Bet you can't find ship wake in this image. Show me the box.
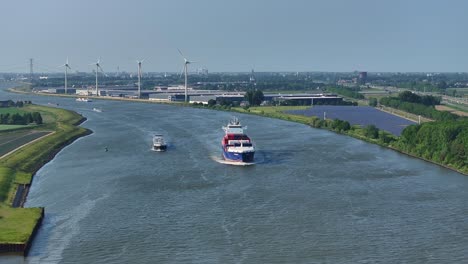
[210,155,255,166]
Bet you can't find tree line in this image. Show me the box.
[395,121,468,172]
[0,100,32,108]
[0,112,43,125]
[397,91,441,106]
[377,91,467,173]
[379,92,460,121]
[310,116,395,145]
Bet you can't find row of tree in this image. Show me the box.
[377,91,468,173]
[0,112,43,125]
[310,117,351,133]
[244,90,265,106]
[379,97,459,121]
[0,100,32,108]
[397,91,441,106]
[310,117,395,145]
[395,121,468,171]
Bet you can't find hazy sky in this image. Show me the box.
[1,0,467,73]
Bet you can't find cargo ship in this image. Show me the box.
[221,117,255,163]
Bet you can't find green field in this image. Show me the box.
[0,130,51,157]
[0,104,90,245]
[0,204,43,243]
[0,125,32,131]
[0,108,27,115]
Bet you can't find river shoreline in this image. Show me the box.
[0,97,92,255]
[7,86,468,176]
[228,106,468,176]
[2,84,467,262]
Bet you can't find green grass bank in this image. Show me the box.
[0,104,91,254]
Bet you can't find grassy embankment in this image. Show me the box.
[0,125,31,131]
[0,104,90,244]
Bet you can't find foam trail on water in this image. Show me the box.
[28,193,109,264]
[210,155,255,166]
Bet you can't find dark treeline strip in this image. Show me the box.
[310,117,396,144]
[0,100,32,108]
[398,91,441,106]
[0,112,43,125]
[379,98,459,121]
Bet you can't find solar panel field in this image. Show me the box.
[287,106,416,136]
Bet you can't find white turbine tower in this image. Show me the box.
[178,49,195,103]
[137,59,144,99]
[90,58,104,96]
[60,57,72,94]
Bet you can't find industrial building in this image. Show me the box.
[45,88,77,94]
[149,93,186,102]
[272,94,343,105]
[190,93,343,105]
[35,84,343,106]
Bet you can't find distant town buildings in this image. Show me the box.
[196,68,209,75]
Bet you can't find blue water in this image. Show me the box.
[1,82,467,263]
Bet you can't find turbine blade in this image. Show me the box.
[177,48,184,57]
[178,65,185,79]
[177,49,188,61]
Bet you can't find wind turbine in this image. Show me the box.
[137,59,144,99]
[178,49,195,103]
[60,57,72,94]
[90,58,104,96]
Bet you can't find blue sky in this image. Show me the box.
[0,0,467,73]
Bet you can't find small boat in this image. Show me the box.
[152,134,167,152]
[93,108,102,112]
[76,97,92,102]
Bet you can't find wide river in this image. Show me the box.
[1,82,467,263]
